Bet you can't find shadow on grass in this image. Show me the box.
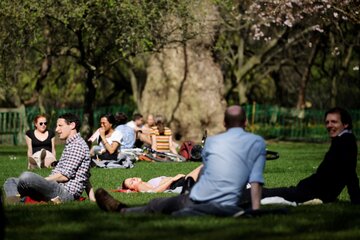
[4,202,360,240]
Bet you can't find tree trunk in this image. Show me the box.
[140,1,226,141]
[82,70,96,139]
[296,37,319,109]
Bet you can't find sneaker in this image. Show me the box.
[5,196,21,205]
[51,196,62,205]
[300,198,323,205]
[40,149,46,168]
[28,157,40,169]
[95,188,127,212]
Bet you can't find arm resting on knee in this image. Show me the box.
[250,182,262,210]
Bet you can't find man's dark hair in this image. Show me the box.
[100,113,117,126]
[133,113,143,121]
[115,112,128,125]
[224,106,247,128]
[325,107,353,130]
[58,113,81,132]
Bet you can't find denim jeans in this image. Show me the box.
[3,171,74,202]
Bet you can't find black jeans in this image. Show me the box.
[123,194,242,217]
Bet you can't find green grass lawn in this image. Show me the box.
[1,141,360,240]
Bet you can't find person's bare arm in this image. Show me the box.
[250,182,262,210]
[51,137,56,158]
[25,135,33,158]
[85,181,96,202]
[169,137,178,154]
[139,132,151,145]
[45,173,69,182]
[151,135,157,151]
[186,164,203,181]
[153,174,185,192]
[99,129,120,154]
[103,141,120,154]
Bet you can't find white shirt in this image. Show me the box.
[126,120,143,130]
[98,130,123,150]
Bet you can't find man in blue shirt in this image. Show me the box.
[95,105,267,216]
[114,112,136,150]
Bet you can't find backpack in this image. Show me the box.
[179,141,195,160]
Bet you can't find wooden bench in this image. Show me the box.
[0,111,21,145]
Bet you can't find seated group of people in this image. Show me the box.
[88,112,178,162]
[2,106,360,218]
[24,112,178,170]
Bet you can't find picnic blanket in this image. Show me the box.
[92,154,134,169]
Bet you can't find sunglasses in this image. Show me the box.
[39,122,47,126]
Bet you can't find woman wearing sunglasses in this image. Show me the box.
[25,114,56,169]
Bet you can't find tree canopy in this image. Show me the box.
[0,0,359,137]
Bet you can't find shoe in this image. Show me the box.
[5,196,21,204]
[95,188,127,212]
[40,149,46,168]
[28,157,40,169]
[300,198,323,205]
[51,196,62,205]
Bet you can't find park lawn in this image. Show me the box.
[1,141,360,240]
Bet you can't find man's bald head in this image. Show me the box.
[224,105,246,129]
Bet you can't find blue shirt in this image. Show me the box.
[189,127,266,206]
[115,125,135,150]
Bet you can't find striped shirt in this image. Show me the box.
[151,126,172,152]
[51,133,91,199]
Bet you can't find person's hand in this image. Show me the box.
[99,127,106,138]
[88,128,100,142]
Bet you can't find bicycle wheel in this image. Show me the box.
[145,152,186,162]
[266,150,279,160]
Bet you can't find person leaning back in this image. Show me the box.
[243,107,360,205]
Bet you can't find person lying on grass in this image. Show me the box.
[95,105,267,217]
[121,165,203,193]
[3,113,93,204]
[241,107,360,205]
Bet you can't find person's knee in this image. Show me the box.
[3,178,18,190]
[18,172,36,184]
[4,177,17,185]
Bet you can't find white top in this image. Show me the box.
[147,176,166,188]
[126,121,136,129]
[126,120,143,130]
[98,130,123,150]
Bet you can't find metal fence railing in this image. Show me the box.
[243,103,360,141]
[1,103,359,144]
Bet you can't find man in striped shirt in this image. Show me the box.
[3,113,91,203]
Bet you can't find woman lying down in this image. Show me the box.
[121,165,203,193]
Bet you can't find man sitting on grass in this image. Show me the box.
[245,107,360,205]
[3,113,92,204]
[95,105,267,216]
